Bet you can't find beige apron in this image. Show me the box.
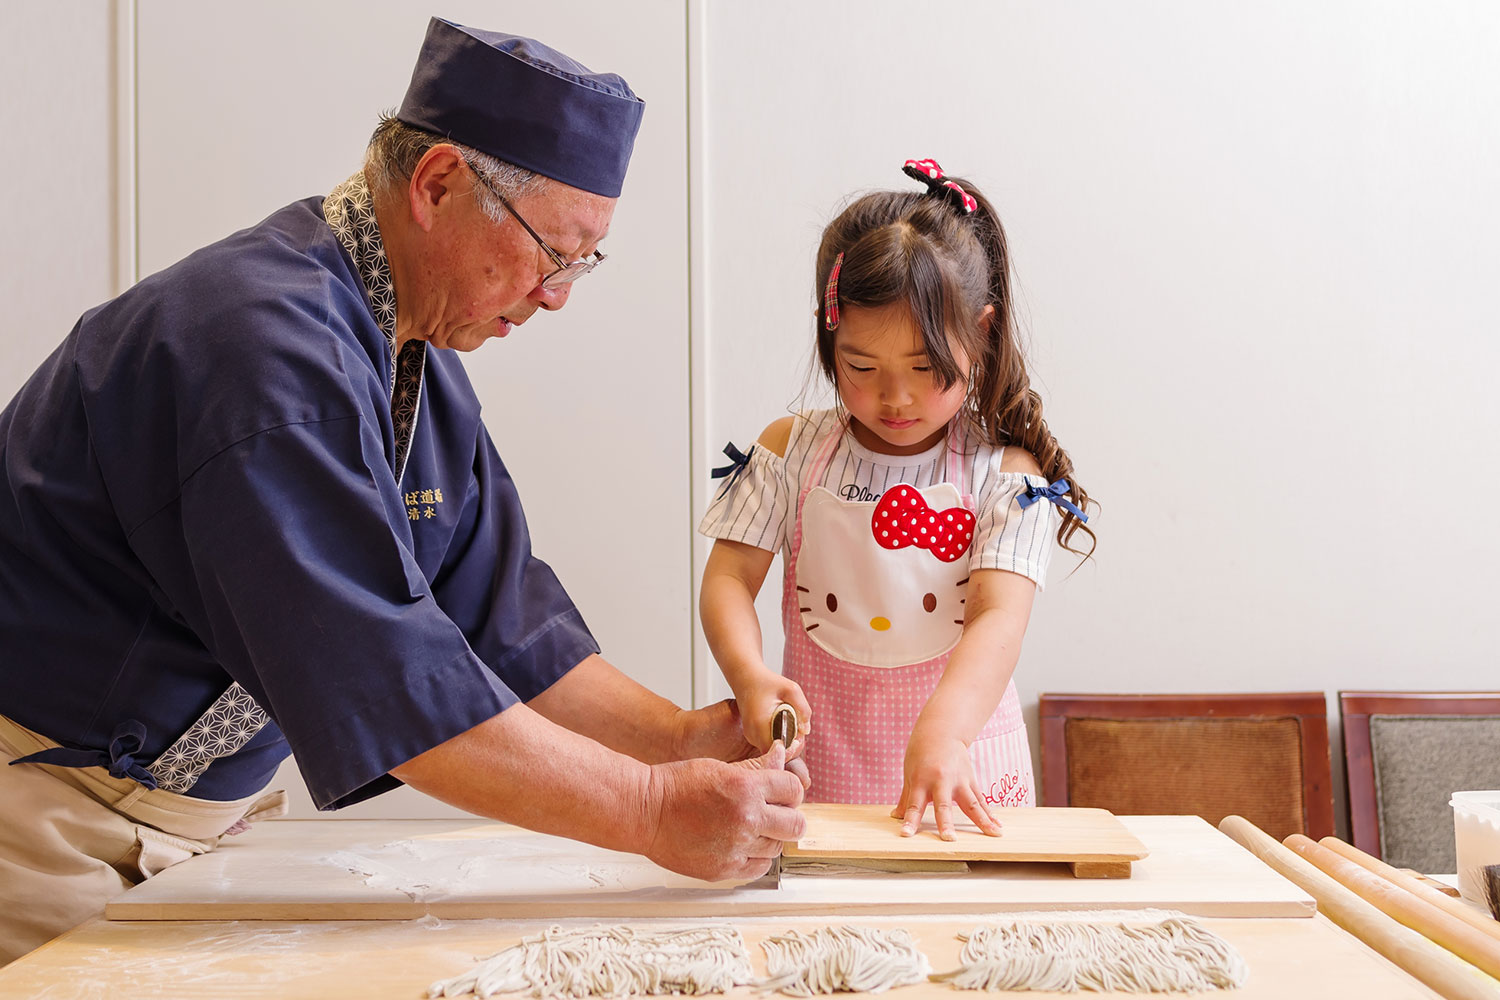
[0,713,286,965]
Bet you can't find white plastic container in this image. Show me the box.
[1450,789,1500,906]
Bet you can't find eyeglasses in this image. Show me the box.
[467,162,607,289]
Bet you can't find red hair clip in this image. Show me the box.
[902,157,977,215]
[823,252,844,331]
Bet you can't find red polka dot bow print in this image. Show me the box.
[871,485,976,563]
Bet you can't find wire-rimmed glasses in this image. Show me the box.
[467,161,606,289]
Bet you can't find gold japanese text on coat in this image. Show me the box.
[404,488,445,522]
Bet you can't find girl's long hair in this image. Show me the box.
[813,182,1096,557]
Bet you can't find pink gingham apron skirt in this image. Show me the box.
[781,419,1034,807]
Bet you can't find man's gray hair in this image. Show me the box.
[365,115,548,224]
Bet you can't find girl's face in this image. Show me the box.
[833,302,973,456]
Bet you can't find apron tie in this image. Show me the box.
[8,719,160,790]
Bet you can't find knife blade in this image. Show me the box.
[771,702,798,748]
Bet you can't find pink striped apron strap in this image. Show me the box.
[794,419,846,520]
[944,420,973,506]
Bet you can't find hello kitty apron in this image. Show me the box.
[781,419,1034,807]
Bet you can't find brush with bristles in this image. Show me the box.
[1483,864,1500,921]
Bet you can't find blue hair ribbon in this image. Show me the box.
[1017,478,1089,522]
[711,442,756,490]
[8,719,160,789]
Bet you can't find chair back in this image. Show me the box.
[1040,692,1334,840]
[1340,691,1500,871]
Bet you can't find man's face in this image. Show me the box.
[419,172,615,352]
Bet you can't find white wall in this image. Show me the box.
[2,2,1496,831]
[0,3,120,399]
[694,0,1500,825]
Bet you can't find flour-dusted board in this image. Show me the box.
[106,815,1313,920]
[787,804,1148,877]
[4,914,1440,1000]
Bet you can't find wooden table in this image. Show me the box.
[0,815,1445,999]
[0,913,1442,999]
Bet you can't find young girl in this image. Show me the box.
[698,159,1094,839]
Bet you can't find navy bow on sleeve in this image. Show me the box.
[1017,478,1089,522]
[710,442,756,490]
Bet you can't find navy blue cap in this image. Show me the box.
[396,18,645,198]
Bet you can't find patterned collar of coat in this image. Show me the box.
[324,171,397,339]
[324,171,425,483]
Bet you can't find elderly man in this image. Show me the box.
[0,19,805,963]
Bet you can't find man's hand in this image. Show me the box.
[643,743,807,881]
[890,724,1002,841]
[672,698,810,789]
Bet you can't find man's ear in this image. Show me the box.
[407,144,467,233]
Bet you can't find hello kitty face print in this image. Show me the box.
[796,483,970,668]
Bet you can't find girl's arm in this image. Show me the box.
[699,415,812,749]
[895,445,1046,840]
[896,568,1036,838]
[700,539,811,749]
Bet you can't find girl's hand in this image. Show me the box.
[672,698,810,790]
[891,725,1003,841]
[734,670,813,754]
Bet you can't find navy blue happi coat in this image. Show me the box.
[0,181,596,808]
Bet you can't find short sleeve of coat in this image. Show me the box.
[697,444,789,554]
[151,409,592,810]
[428,424,599,702]
[968,472,1059,589]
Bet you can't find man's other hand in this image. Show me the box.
[641,742,806,881]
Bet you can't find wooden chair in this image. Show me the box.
[1339,691,1500,872]
[1039,692,1334,840]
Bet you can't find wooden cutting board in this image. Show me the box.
[104,815,1313,921]
[786,804,1148,877]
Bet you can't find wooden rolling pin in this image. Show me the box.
[1219,815,1500,1000]
[1317,836,1500,945]
[1286,834,1500,980]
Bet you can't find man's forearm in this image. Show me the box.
[527,653,684,763]
[390,700,657,854]
[391,697,810,884]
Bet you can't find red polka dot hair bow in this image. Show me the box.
[901,157,978,215]
[871,485,976,563]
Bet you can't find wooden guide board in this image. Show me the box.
[786,804,1148,877]
[105,814,1314,921]
[0,913,1441,1000]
